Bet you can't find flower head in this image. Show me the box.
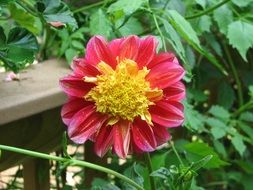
[60,35,185,158]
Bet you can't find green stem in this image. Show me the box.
[186,0,231,20]
[73,0,110,13]
[147,4,167,51]
[169,141,184,166]
[0,145,144,190]
[144,153,156,190]
[223,42,244,107]
[233,101,253,117]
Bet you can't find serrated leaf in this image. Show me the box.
[119,17,143,36]
[213,5,233,34]
[108,0,146,15]
[206,118,228,139]
[167,10,201,48]
[38,0,77,29]
[227,21,253,61]
[198,15,211,33]
[232,0,253,7]
[184,142,229,168]
[208,105,230,120]
[9,3,41,35]
[65,48,77,65]
[0,27,38,72]
[184,102,205,131]
[231,134,246,156]
[90,9,112,38]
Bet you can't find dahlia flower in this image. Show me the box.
[60,35,185,158]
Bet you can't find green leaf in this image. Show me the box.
[237,121,253,142]
[108,0,146,15]
[239,112,253,123]
[195,0,207,8]
[162,19,186,63]
[0,27,38,72]
[183,102,205,131]
[232,0,253,7]
[65,48,77,65]
[208,105,230,120]
[167,10,201,48]
[123,163,144,189]
[90,9,112,39]
[191,155,213,171]
[184,142,228,168]
[119,17,143,36]
[91,178,121,190]
[9,3,41,35]
[39,0,77,29]
[213,140,227,158]
[217,81,235,109]
[213,4,233,34]
[227,21,253,61]
[231,134,246,156]
[206,118,227,139]
[150,167,171,179]
[198,15,212,33]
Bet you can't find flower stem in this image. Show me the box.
[0,145,144,190]
[169,141,184,166]
[223,41,244,107]
[233,101,253,117]
[144,153,156,190]
[186,0,231,20]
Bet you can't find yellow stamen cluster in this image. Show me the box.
[85,59,162,124]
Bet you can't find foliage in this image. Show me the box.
[1,0,253,189]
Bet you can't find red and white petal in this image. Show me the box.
[135,36,158,68]
[94,124,114,157]
[132,118,157,152]
[118,35,140,61]
[153,124,171,146]
[68,105,108,144]
[163,82,186,101]
[85,36,117,68]
[147,52,177,69]
[71,58,100,77]
[61,98,92,125]
[112,121,131,159]
[150,100,184,128]
[59,75,95,97]
[146,61,185,89]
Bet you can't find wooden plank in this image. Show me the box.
[23,159,50,190]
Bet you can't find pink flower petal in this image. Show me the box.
[146,61,185,89]
[61,98,92,125]
[68,105,108,144]
[118,35,140,61]
[132,118,157,152]
[59,75,95,97]
[135,36,158,68]
[108,38,122,59]
[147,52,177,69]
[153,124,171,146]
[163,82,186,101]
[85,36,117,68]
[94,125,113,157]
[113,121,131,158]
[150,100,184,128]
[71,58,100,77]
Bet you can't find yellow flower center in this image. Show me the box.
[85,59,163,124]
